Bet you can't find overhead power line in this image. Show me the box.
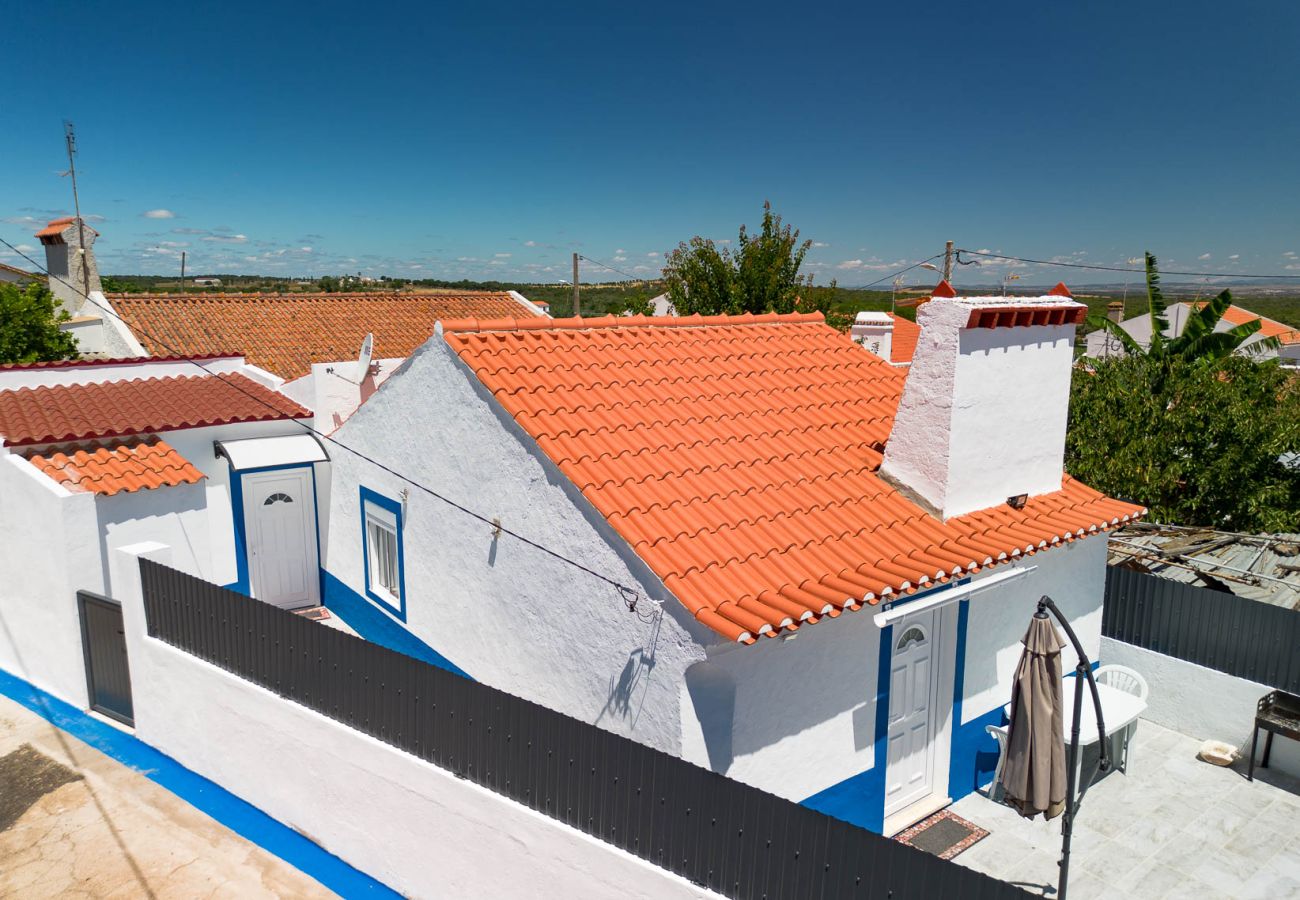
[957,249,1300,280]
[0,236,655,618]
[577,254,652,283]
[843,254,946,291]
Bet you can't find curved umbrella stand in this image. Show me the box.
[1004,595,1112,900]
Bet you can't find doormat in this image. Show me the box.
[0,743,83,832]
[293,606,332,622]
[894,809,989,860]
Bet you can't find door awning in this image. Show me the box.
[214,433,329,472]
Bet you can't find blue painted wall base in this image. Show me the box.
[0,666,398,899]
[323,571,472,679]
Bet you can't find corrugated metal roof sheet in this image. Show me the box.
[1109,525,1300,610]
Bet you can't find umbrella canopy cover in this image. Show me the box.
[1001,615,1068,819]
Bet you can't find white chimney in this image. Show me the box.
[851,311,894,362]
[37,216,102,317]
[880,281,1086,520]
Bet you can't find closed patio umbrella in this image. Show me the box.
[1001,614,1068,819]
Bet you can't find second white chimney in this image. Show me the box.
[880,282,1085,520]
[851,311,894,362]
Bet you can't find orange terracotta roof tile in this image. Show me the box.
[444,313,1144,644]
[110,292,542,380]
[0,373,309,447]
[35,217,76,238]
[26,438,205,496]
[1192,303,1293,340]
[887,314,920,364]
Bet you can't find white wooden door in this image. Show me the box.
[241,468,320,610]
[884,608,940,818]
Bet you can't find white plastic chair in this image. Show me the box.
[986,724,1010,800]
[1094,665,1148,770]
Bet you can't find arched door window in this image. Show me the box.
[896,625,928,652]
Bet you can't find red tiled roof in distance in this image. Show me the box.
[0,373,310,447]
[887,314,921,364]
[444,313,1144,644]
[26,438,205,496]
[110,292,542,380]
[1210,304,1295,340]
[0,353,238,371]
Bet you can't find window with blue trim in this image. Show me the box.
[362,494,402,613]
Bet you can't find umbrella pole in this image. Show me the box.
[1036,595,1111,900]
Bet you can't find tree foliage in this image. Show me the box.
[0,281,79,364]
[1067,353,1300,531]
[662,202,815,315]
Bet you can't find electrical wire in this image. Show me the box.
[842,254,946,290]
[0,236,657,615]
[576,254,651,283]
[956,249,1300,281]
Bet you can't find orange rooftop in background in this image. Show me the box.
[443,312,1144,644]
[110,292,544,380]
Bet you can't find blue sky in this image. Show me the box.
[3,1,1298,286]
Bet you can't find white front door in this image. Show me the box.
[884,607,940,818]
[241,468,320,610]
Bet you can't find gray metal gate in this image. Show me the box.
[78,591,134,725]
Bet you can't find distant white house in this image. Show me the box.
[319,283,1143,835]
[0,261,43,286]
[0,354,324,709]
[190,277,222,287]
[1085,300,1300,365]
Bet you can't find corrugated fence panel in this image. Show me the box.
[139,559,1028,900]
[1103,566,1300,694]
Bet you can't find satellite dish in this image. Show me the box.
[357,332,374,377]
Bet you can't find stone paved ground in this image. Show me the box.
[951,719,1300,899]
[0,693,335,899]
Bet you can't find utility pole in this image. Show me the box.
[63,121,92,304]
[942,240,954,283]
[180,251,187,291]
[572,252,580,316]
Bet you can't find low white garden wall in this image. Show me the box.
[1101,637,1300,779]
[112,544,714,900]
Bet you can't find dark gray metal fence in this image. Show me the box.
[1103,566,1300,693]
[139,560,1025,900]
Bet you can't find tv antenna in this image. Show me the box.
[62,121,92,303]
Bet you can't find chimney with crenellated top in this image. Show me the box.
[880,280,1086,520]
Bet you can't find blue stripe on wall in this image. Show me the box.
[323,571,472,680]
[0,667,398,899]
[801,623,892,833]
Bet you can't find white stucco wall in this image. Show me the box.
[281,358,405,435]
[962,536,1106,724]
[0,453,101,707]
[110,544,715,900]
[682,605,885,801]
[325,333,717,757]
[882,298,1079,519]
[1101,638,1300,779]
[0,355,251,391]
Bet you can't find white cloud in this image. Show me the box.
[158,240,188,248]
[836,259,864,270]
[1198,252,1211,260]
[1286,264,1300,271]
[1285,251,1297,259]
[812,241,829,248]
[646,252,658,258]
[1,215,41,227]
[202,233,248,244]
[1229,254,1240,260]
[299,246,313,253]
[523,240,537,247]
[494,252,512,258]
[142,209,176,219]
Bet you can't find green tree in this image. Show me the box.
[0,281,79,364]
[1067,353,1300,531]
[662,202,814,315]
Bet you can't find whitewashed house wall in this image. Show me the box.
[324,333,718,756]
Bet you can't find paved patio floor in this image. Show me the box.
[951,719,1300,899]
[0,693,334,899]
